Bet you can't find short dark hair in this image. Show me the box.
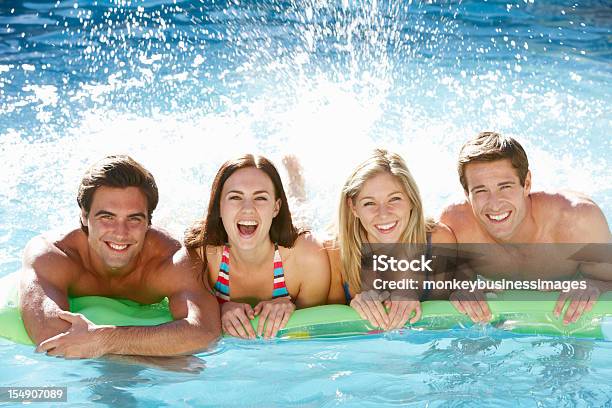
[458,131,529,192]
[185,154,300,249]
[77,155,158,233]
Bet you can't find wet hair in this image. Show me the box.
[337,149,427,294]
[77,155,158,233]
[184,154,300,251]
[458,131,529,192]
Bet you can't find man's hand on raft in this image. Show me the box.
[450,289,492,324]
[36,311,109,359]
[554,279,600,325]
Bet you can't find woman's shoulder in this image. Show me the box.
[280,233,330,275]
[291,232,327,253]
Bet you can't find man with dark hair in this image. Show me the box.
[19,155,221,358]
[441,132,612,324]
[77,155,159,232]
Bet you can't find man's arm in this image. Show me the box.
[106,249,221,355]
[571,202,612,284]
[553,200,612,323]
[439,201,470,240]
[38,248,221,357]
[19,236,75,345]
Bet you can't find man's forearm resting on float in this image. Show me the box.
[103,291,220,355]
[21,270,221,356]
[81,310,218,356]
[35,291,221,357]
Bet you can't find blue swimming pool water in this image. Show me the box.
[1,0,611,406]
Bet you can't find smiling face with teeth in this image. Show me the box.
[464,159,532,241]
[349,172,412,244]
[82,186,149,273]
[220,167,281,250]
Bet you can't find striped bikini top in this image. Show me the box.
[214,243,291,304]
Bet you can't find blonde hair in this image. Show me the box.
[338,149,428,294]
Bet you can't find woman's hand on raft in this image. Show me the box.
[253,298,296,339]
[221,301,257,339]
[350,290,389,329]
[36,311,109,359]
[351,290,421,330]
[384,298,421,330]
[221,299,295,339]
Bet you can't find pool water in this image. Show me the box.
[1,331,612,407]
[1,0,611,406]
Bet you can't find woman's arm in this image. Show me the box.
[292,234,331,309]
[326,245,348,304]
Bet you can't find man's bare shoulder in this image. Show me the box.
[531,190,596,210]
[148,246,211,298]
[430,222,457,244]
[24,228,84,261]
[22,228,85,283]
[532,191,611,242]
[157,246,203,280]
[439,200,476,230]
[143,227,182,259]
[139,228,183,289]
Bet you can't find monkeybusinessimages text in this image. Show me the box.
[370,255,587,293]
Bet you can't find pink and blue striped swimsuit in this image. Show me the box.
[214,243,291,304]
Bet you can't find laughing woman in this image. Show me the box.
[185,155,330,339]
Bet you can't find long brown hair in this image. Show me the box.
[185,154,300,251]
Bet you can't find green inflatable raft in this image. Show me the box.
[1,272,611,344]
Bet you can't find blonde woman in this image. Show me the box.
[284,150,456,330]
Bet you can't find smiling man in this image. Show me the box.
[440,132,612,324]
[19,155,220,358]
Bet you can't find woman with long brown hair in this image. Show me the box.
[185,154,330,339]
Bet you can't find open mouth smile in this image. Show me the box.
[237,220,259,238]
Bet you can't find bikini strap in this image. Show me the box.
[272,243,291,300]
[214,245,231,303]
